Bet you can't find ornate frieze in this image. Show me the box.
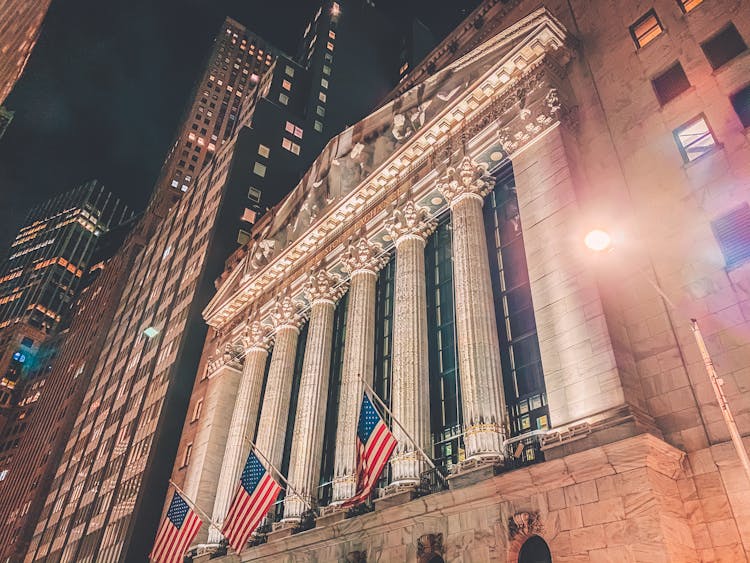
[342,234,389,276]
[305,268,348,306]
[270,292,307,332]
[385,199,438,244]
[436,156,494,207]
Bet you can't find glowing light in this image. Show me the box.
[584,229,612,252]
[143,327,160,339]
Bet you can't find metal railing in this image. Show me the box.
[500,430,545,471]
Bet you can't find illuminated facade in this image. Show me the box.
[168,1,750,562]
[0,181,131,409]
[0,0,52,106]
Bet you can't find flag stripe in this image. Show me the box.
[227,476,273,548]
[150,492,202,563]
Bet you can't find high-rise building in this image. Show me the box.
[23,3,429,560]
[0,214,139,563]
[0,0,52,106]
[163,0,750,562]
[0,181,131,410]
[0,106,13,140]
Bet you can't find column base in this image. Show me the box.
[541,404,660,460]
[374,485,418,510]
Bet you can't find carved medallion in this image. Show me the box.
[508,510,543,541]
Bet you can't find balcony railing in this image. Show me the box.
[500,430,545,471]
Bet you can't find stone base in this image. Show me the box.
[267,522,294,543]
[315,507,347,528]
[447,458,499,490]
[374,486,417,510]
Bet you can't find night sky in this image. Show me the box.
[0,0,481,253]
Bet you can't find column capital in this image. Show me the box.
[271,292,307,332]
[385,199,437,245]
[207,342,244,377]
[342,234,388,277]
[305,269,348,307]
[436,156,493,208]
[242,319,273,352]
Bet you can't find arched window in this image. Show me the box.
[518,535,552,563]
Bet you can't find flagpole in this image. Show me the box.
[242,436,314,511]
[355,373,447,485]
[168,479,223,534]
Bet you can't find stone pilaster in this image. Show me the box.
[283,270,348,522]
[255,293,307,471]
[182,343,244,545]
[331,235,389,503]
[437,156,507,463]
[208,320,272,543]
[385,200,437,487]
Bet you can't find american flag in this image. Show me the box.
[149,491,202,563]
[342,392,397,508]
[222,451,282,553]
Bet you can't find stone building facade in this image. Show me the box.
[165,0,750,561]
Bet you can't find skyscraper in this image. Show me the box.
[0,0,52,105]
[0,181,131,411]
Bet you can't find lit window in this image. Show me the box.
[712,203,750,268]
[327,41,334,51]
[400,61,409,74]
[0,470,7,481]
[285,121,295,134]
[291,142,300,155]
[285,65,295,77]
[253,162,267,177]
[332,2,340,16]
[188,132,196,141]
[181,185,188,192]
[192,399,203,422]
[258,144,270,158]
[700,24,747,70]
[314,120,323,132]
[319,91,327,102]
[323,65,331,76]
[630,10,663,48]
[238,229,251,245]
[282,138,292,151]
[282,79,292,91]
[677,0,703,13]
[182,443,193,467]
[317,105,325,117]
[248,187,261,203]
[170,180,179,188]
[329,30,336,39]
[294,126,303,139]
[673,114,718,162]
[321,78,329,89]
[279,93,289,105]
[652,62,691,105]
[197,137,205,145]
[730,84,750,128]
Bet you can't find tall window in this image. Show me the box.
[373,258,395,406]
[484,166,548,444]
[318,293,348,506]
[425,217,463,472]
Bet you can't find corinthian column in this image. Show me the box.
[385,200,436,488]
[282,269,348,522]
[437,156,507,462]
[208,319,272,543]
[331,235,389,503]
[255,292,307,471]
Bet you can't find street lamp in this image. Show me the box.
[584,229,750,485]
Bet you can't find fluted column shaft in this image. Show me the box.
[387,201,436,487]
[331,270,377,502]
[208,344,269,543]
[439,157,507,461]
[255,325,300,469]
[282,300,336,520]
[332,235,387,503]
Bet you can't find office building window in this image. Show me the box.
[673,114,718,162]
[191,399,203,422]
[701,23,747,70]
[253,162,266,177]
[181,443,192,467]
[282,79,292,91]
[321,78,329,89]
[237,229,251,245]
[652,62,691,105]
[248,187,261,203]
[285,65,294,77]
[730,84,750,127]
[712,203,750,268]
[630,10,663,48]
[314,120,323,132]
[279,93,289,105]
[317,105,325,117]
[319,92,327,102]
[257,144,270,158]
[323,65,331,76]
[327,41,334,51]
